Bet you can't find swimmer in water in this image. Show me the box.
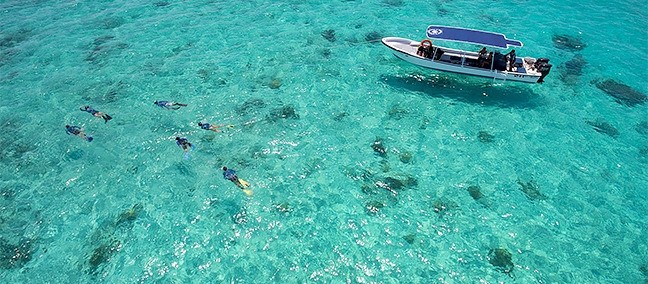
[80,105,112,123]
[65,125,93,142]
[154,100,187,110]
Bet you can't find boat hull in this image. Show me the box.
[382,37,542,84]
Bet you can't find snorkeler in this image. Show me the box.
[80,105,112,123]
[175,137,194,159]
[198,122,233,133]
[154,101,188,110]
[222,166,252,196]
[65,125,93,142]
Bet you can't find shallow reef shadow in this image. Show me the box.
[488,247,514,275]
[592,78,647,107]
[517,179,548,201]
[586,119,619,138]
[380,73,542,109]
[0,237,33,270]
[559,54,587,86]
[552,34,587,52]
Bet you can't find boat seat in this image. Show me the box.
[516,67,526,73]
[514,57,523,67]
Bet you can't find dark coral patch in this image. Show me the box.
[586,119,619,138]
[517,179,547,200]
[267,105,299,121]
[232,210,248,224]
[98,16,126,30]
[552,34,587,51]
[115,204,144,228]
[559,54,587,85]
[333,112,348,121]
[431,199,458,217]
[266,78,282,89]
[365,200,385,214]
[640,146,648,158]
[467,185,484,200]
[403,233,416,244]
[0,28,32,48]
[274,202,292,213]
[321,29,336,42]
[319,48,332,58]
[0,238,32,269]
[0,28,32,67]
[86,36,128,66]
[364,31,383,43]
[387,105,408,120]
[399,151,413,163]
[437,8,450,16]
[636,121,648,135]
[88,238,121,273]
[478,131,495,143]
[93,35,115,46]
[237,98,266,115]
[371,137,387,157]
[593,79,647,106]
[640,263,648,277]
[488,248,514,274]
[382,0,404,7]
[563,54,587,76]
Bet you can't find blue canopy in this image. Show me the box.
[425,25,523,49]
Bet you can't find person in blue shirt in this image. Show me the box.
[80,105,112,123]
[154,101,187,110]
[198,122,233,132]
[222,166,252,196]
[198,122,221,132]
[65,125,93,142]
[175,137,194,159]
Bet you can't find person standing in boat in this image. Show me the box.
[477,47,487,67]
[505,49,516,71]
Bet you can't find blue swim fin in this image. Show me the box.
[183,145,195,159]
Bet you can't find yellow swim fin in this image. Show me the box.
[242,189,254,196]
[238,178,250,188]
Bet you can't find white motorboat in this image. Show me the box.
[382,26,552,84]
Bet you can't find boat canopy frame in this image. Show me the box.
[425,25,523,49]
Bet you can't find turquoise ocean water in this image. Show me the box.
[1,0,647,282]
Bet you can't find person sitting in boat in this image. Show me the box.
[505,49,516,71]
[417,40,433,58]
[481,52,493,68]
[417,44,427,57]
[425,45,435,59]
[477,47,487,67]
[425,45,444,60]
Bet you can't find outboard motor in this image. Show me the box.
[533,58,549,69]
[534,58,552,83]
